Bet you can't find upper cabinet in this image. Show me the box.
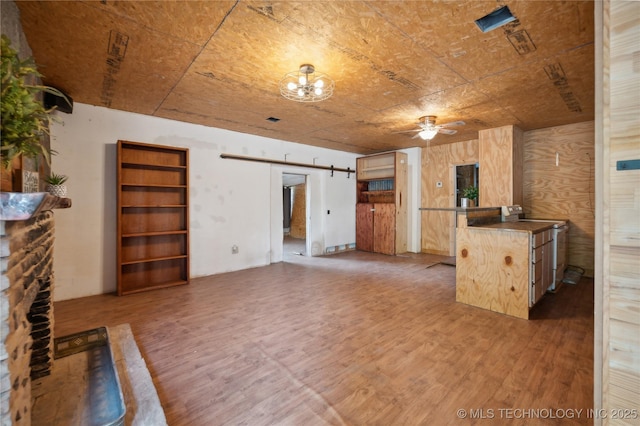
[356,152,408,255]
[479,125,523,207]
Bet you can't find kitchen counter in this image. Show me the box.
[419,206,502,213]
[474,221,555,233]
[455,218,556,319]
[420,206,503,230]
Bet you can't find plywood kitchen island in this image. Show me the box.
[455,220,556,319]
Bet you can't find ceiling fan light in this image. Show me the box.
[419,129,438,140]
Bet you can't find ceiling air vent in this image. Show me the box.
[475,6,516,32]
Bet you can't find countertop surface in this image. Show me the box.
[419,206,501,213]
[473,221,555,233]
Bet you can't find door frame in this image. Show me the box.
[270,168,312,263]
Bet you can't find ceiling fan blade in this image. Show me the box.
[438,120,466,127]
[438,128,458,135]
[393,129,422,134]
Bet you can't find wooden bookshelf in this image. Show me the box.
[117,140,189,295]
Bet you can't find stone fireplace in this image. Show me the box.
[1,194,71,425]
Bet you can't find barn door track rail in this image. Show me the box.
[220,153,352,177]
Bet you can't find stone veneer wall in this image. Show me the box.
[1,211,55,425]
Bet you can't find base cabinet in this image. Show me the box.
[356,203,396,255]
[456,225,555,319]
[530,229,553,306]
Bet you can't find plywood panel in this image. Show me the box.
[523,121,596,276]
[420,139,478,255]
[512,126,524,207]
[479,125,523,207]
[455,227,530,319]
[17,1,203,113]
[600,1,640,423]
[15,1,594,155]
[422,121,596,267]
[290,184,306,239]
[474,45,594,130]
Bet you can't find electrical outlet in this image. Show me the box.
[231,245,239,254]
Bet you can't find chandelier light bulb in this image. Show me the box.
[314,79,324,88]
[287,82,297,90]
[314,87,323,96]
[299,76,307,85]
[297,88,305,97]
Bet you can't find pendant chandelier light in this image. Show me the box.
[280,64,334,102]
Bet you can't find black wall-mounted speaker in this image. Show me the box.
[44,89,73,114]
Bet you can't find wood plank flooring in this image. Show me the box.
[52,249,594,425]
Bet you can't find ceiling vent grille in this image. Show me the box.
[475,6,516,32]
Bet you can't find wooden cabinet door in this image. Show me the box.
[373,203,396,255]
[356,203,374,252]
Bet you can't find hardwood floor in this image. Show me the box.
[53,250,594,425]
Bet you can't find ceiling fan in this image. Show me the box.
[399,116,466,140]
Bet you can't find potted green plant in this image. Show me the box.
[461,186,479,207]
[1,34,68,169]
[44,172,68,197]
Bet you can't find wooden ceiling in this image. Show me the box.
[16,1,594,155]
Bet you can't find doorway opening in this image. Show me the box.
[283,173,307,256]
[455,163,479,207]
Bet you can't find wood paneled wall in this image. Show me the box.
[420,140,478,255]
[597,1,640,423]
[479,125,524,207]
[523,121,595,277]
[421,121,595,274]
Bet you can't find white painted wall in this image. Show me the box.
[402,147,422,253]
[49,104,361,300]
